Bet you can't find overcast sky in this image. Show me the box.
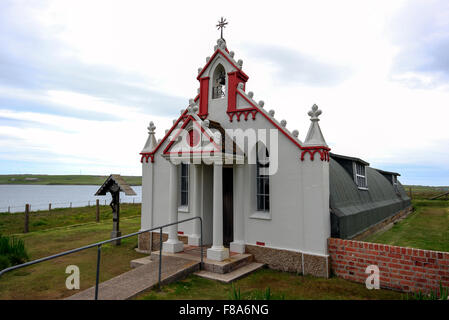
[1,0,448,185]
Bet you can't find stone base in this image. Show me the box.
[230,241,246,254]
[245,244,330,278]
[188,234,201,246]
[162,239,184,253]
[207,246,229,261]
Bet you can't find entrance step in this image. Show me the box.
[203,253,253,274]
[194,262,265,283]
[151,245,254,274]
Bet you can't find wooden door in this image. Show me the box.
[222,167,234,246]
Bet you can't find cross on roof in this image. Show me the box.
[216,17,228,39]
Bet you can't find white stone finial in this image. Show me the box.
[198,67,202,74]
[229,51,235,58]
[214,45,218,51]
[292,130,299,138]
[206,56,210,62]
[165,129,169,134]
[147,121,156,134]
[308,104,322,121]
[304,104,327,147]
[187,99,198,114]
[203,119,210,127]
[142,121,157,153]
[237,59,243,67]
[280,120,287,127]
[173,119,177,125]
[258,101,264,108]
[237,82,244,90]
[269,109,275,117]
[248,91,254,98]
[197,88,200,94]
[217,38,226,49]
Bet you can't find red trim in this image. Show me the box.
[162,115,221,155]
[140,108,190,163]
[300,147,331,162]
[199,77,209,117]
[227,71,248,113]
[197,49,248,80]
[256,241,265,246]
[178,231,184,235]
[227,108,258,122]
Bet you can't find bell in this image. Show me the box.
[218,73,226,85]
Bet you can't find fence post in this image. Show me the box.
[159,227,163,291]
[96,199,100,223]
[88,200,90,207]
[49,203,52,211]
[70,202,72,208]
[409,187,413,200]
[8,206,10,214]
[24,204,29,233]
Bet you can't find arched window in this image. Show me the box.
[180,163,189,206]
[256,143,269,212]
[212,64,226,99]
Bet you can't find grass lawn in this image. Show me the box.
[137,269,403,300]
[0,203,141,235]
[404,185,449,200]
[364,200,449,252]
[0,174,141,186]
[0,215,145,300]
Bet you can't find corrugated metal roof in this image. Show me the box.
[329,158,411,239]
[95,174,137,196]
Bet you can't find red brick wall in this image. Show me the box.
[328,238,449,293]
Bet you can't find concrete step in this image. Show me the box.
[194,262,265,283]
[202,253,253,274]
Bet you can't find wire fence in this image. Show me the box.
[0,198,141,214]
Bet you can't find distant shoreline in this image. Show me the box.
[0,174,142,186]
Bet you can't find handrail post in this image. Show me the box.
[200,217,203,270]
[158,227,163,290]
[95,245,102,300]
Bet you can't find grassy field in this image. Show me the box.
[0,203,141,235]
[137,269,403,300]
[0,212,145,300]
[364,200,449,252]
[403,185,449,200]
[0,174,141,185]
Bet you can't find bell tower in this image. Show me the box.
[196,18,249,118]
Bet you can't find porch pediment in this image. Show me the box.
[162,104,244,163]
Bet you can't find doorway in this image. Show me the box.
[222,167,234,246]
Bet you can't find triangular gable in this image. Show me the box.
[197,48,248,81]
[163,114,222,156]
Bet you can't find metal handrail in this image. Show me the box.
[0,216,203,300]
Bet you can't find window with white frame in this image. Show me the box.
[180,163,189,206]
[354,162,368,189]
[392,175,399,193]
[256,144,270,212]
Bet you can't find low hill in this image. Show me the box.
[0,174,142,186]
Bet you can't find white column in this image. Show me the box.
[230,164,245,253]
[163,162,184,253]
[207,163,229,261]
[188,164,202,246]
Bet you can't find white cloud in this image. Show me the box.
[0,0,448,184]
